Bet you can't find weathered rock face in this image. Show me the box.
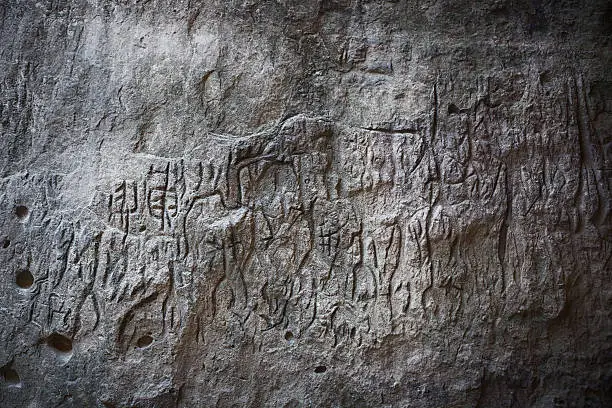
[1,1,611,407]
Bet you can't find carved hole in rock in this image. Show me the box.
[47,333,73,356]
[15,270,33,289]
[447,103,460,115]
[2,238,10,248]
[136,335,153,349]
[284,331,294,341]
[314,365,327,373]
[14,205,28,220]
[0,367,21,387]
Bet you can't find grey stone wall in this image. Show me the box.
[0,1,610,406]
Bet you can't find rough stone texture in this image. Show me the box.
[1,1,611,407]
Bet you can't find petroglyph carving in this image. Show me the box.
[1,2,610,406]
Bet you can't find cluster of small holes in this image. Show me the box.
[11,206,32,291]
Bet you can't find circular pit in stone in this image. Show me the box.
[47,333,73,354]
[0,367,21,387]
[16,270,34,289]
[14,205,29,220]
[136,335,153,349]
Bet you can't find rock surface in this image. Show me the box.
[1,1,611,407]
